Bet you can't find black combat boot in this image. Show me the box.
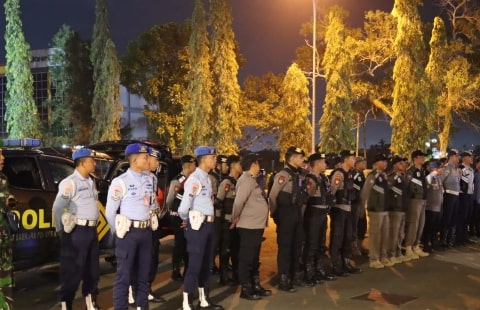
[240,283,262,300]
[332,263,349,277]
[278,274,297,293]
[171,262,183,281]
[252,276,272,296]
[343,258,362,274]
[302,262,317,286]
[316,267,336,282]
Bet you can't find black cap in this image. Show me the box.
[373,153,389,163]
[226,155,241,166]
[241,153,262,170]
[217,155,228,164]
[355,156,366,164]
[411,150,427,159]
[286,146,306,156]
[331,155,342,167]
[460,151,473,157]
[308,153,327,164]
[447,149,458,158]
[391,155,407,165]
[428,160,440,169]
[339,150,355,161]
[180,155,196,165]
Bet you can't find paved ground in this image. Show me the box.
[15,219,480,310]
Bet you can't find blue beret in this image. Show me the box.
[125,143,149,156]
[194,146,217,157]
[72,148,96,160]
[148,147,161,159]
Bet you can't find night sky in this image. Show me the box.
[1,0,475,149]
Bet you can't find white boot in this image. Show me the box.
[60,301,67,310]
[405,246,419,260]
[128,285,135,305]
[182,292,192,310]
[413,245,430,257]
[198,287,209,307]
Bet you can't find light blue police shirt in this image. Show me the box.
[178,167,214,220]
[106,168,155,232]
[52,169,99,232]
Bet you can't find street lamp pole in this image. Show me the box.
[311,0,317,154]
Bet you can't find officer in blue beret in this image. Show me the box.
[178,146,223,310]
[106,143,158,310]
[52,148,101,310]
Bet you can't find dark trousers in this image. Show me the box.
[422,210,441,248]
[230,228,240,278]
[351,202,361,240]
[276,205,303,277]
[441,193,459,242]
[238,228,264,285]
[171,215,188,270]
[303,206,328,264]
[114,228,152,309]
[457,194,473,242]
[472,202,480,237]
[149,225,162,284]
[59,225,99,302]
[219,220,233,273]
[184,221,215,293]
[329,207,352,269]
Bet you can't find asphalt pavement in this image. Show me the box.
[15,218,480,310]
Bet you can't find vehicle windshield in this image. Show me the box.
[94,158,113,179]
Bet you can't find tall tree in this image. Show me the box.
[277,63,312,161]
[209,0,241,154]
[121,22,191,152]
[390,0,430,157]
[90,0,122,143]
[318,6,355,153]
[182,0,213,154]
[4,0,42,138]
[45,25,94,146]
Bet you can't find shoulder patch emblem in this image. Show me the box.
[225,183,231,192]
[416,172,420,177]
[174,186,180,192]
[306,181,312,190]
[61,184,72,199]
[278,176,286,184]
[111,186,122,201]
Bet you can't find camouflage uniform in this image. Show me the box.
[0,172,13,309]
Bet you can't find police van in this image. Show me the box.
[2,139,75,270]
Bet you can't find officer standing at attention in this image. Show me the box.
[106,143,157,310]
[178,146,223,310]
[441,150,461,248]
[302,153,336,285]
[329,150,362,276]
[457,151,475,245]
[269,147,309,292]
[352,157,367,256]
[386,156,409,263]
[52,148,100,310]
[361,153,392,269]
[404,150,430,260]
[211,155,228,274]
[231,153,271,300]
[216,155,242,285]
[165,155,197,281]
[145,147,166,303]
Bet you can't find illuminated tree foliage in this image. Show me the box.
[46,25,94,146]
[318,7,355,153]
[121,22,190,152]
[239,72,284,150]
[277,63,311,161]
[390,0,430,157]
[210,0,241,154]
[4,0,42,138]
[90,0,122,143]
[182,0,213,154]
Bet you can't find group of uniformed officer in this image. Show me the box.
[52,142,480,309]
